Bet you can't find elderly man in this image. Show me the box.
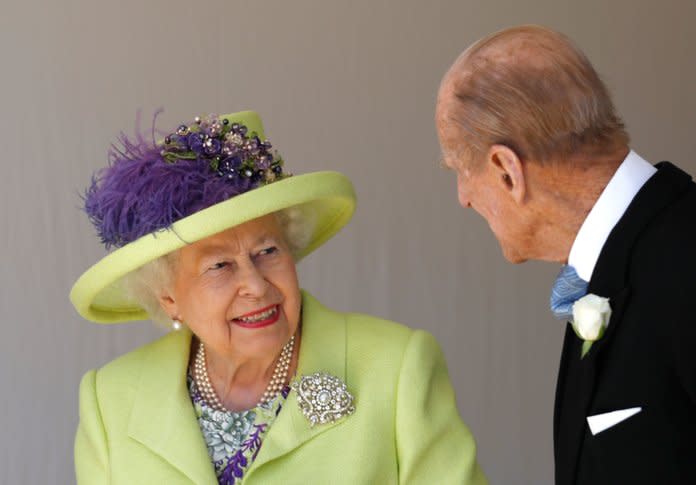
[436,25,696,485]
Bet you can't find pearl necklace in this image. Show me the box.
[193,335,295,412]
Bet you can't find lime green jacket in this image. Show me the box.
[75,291,487,484]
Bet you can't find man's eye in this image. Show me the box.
[209,262,229,270]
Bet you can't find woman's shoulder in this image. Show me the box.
[304,291,434,360]
[342,311,446,372]
[306,295,450,405]
[85,330,189,391]
[343,311,415,348]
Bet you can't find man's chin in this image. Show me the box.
[501,247,527,264]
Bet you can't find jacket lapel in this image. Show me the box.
[127,329,217,484]
[555,286,631,484]
[555,162,693,484]
[245,290,349,479]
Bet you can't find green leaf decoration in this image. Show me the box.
[581,341,593,359]
[162,153,179,164]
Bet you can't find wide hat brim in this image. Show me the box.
[70,171,355,323]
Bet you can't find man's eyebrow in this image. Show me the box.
[438,156,455,170]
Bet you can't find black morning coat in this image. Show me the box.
[554,162,696,485]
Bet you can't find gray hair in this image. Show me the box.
[122,207,315,326]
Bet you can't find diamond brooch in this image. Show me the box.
[292,372,355,427]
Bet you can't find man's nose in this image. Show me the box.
[457,186,472,208]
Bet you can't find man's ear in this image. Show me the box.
[487,144,526,204]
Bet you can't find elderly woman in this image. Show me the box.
[72,111,487,485]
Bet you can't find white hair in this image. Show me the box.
[121,207,315,326]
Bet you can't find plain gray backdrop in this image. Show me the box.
[2,1,695,483]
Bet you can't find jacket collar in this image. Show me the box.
[127,328,216,484]
[127,290,348,483]
[554,162,693,485]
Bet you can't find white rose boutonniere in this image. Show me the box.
[571,294,612,358]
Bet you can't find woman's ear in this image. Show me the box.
[159,290,179,321]
[487,144,526,204]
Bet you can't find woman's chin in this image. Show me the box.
[221,319,292,356]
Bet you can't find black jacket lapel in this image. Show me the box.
[555,286,631,484]
[554,162,693,485]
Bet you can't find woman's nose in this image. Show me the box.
[237,261,269,298]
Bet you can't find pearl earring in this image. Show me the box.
[172,320,183,331]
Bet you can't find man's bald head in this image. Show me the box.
[437,25,629,166]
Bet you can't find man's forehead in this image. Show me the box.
[437,119,467,152]
[435,75,460,113]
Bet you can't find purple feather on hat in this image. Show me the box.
[83,112,269,249]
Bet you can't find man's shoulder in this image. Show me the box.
[625,174,696,297]
[637,178,696,259]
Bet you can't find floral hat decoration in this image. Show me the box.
[71,111,356,323]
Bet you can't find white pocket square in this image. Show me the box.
[586,407,642,435]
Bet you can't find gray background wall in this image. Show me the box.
[2,1,695,483]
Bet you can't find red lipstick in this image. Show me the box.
[232,304,280,329]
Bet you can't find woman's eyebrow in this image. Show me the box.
[193,242,239,265]
[253,234,278,246]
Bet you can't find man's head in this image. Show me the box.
[436,25,629,263]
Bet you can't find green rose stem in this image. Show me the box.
[581,341,594,358]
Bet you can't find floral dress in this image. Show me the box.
[187,373,290,485]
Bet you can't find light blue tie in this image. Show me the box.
[550,265,589,321]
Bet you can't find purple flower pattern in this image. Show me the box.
[188,373,290,485]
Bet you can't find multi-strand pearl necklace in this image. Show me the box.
[193,335,295,412]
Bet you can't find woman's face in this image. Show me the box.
[161,214,301,361]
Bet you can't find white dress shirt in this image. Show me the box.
[568,150,657,282]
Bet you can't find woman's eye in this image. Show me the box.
[258,246,278,257]
[209,262,229,270]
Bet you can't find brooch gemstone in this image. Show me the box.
[292,372,355,427]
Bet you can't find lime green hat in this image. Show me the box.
[70,111,356,323]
